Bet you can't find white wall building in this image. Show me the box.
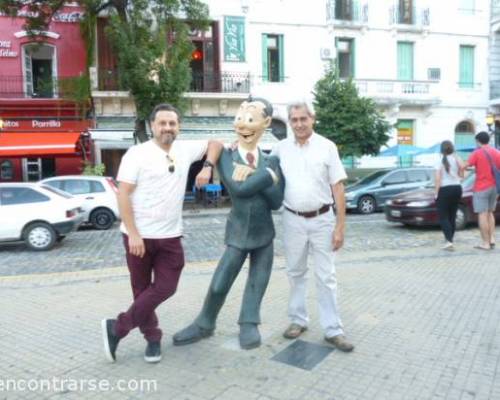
[329,0,491,168]
[90,0,491,175]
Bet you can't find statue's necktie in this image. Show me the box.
[246,152,256,168]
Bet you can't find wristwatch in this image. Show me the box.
[203,160,214,169]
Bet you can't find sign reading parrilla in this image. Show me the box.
[32,120,62,128]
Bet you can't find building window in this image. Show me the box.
[22,43,57,98]
[459,45,475,88]
[0,160,13,180]
[262,34,284,82]
[455,120,475,157]
[336,38,355,79]
[335,0,353,20]
[398,0,414,24]
[189,22,220,92]
[397,42,414,81]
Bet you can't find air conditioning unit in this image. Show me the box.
[320,47,334,60]
[427,68,441,81]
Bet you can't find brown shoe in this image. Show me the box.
[283,323,307,339]
[325,335,354,352]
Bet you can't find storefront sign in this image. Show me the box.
[224,16,245,62]
[397,120,414,145]
[0,41,18,58]
[0,10,83,22]
[1,119,89,131]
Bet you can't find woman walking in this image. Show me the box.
[435,140,465,250]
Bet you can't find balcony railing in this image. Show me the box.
[327,1,368,25]
[189,71,250,93]
[335,2,368,23]
[95,69,251,94]
[0,75,85,99]
[353,79,439,104]
[389,5,430,28]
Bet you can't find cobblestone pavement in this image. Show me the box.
[0,209,494,276]
[1,207,500,400]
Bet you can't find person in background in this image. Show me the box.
[434,140,465,251]
[464,131,500,250]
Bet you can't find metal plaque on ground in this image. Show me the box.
[271,339,334,370]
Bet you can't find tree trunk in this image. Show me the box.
[134,118,149,143]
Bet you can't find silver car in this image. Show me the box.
[345,167,434,214]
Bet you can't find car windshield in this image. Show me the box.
[39,184,73,199]
[355,170,389,185]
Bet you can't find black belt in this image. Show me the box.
[285,204,331,218]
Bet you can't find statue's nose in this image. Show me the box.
[235,118,245,129]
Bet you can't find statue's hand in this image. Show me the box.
[232,164,255,181]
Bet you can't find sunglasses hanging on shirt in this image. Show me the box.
[166,154,175,173]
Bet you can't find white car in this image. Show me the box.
[0,183,84,251]
[41,176,120,230]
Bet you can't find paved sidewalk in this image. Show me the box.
[1,242,500,400]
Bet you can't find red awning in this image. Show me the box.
[0,132,82,157]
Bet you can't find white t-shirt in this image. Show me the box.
[434,154,461,187]
[272,132,347,212]
[117,139,207,238]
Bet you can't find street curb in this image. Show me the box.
[0,260,219,289]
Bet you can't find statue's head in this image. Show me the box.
[233,96,273,151]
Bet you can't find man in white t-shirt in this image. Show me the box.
[101,103,222,364]
[273,102,354,352]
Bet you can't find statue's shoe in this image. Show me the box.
[173,323,214,346]
[239,323,261,350]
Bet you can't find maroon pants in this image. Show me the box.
[114,235,185,342]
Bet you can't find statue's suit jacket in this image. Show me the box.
[218,147,284,251]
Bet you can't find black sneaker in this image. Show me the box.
[101,319,120,363]
[144,341,162,363]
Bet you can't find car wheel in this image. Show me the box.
[90,208,115,230]
[357,195,376,214]
[24,223,56,251]
[455,205,467,230]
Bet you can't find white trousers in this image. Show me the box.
[282,209,344,338]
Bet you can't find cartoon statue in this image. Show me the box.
[173,97,284,349]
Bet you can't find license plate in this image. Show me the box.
[391,210,402,217]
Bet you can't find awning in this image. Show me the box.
[0,132,82,157]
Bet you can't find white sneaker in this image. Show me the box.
[442,242,454,251]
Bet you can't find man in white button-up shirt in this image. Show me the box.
[272,102,354,352]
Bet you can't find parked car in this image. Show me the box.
[345,167,434,214]
[0,183,84,251]
[40,176,119,230]
[384,173,500,230]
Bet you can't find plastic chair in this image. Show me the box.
[203,183,222,207]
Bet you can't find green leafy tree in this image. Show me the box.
[313,66,391,158]
[0,0,209,142]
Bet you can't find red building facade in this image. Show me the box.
[0,4,93,182]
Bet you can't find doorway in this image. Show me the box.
[22,158,56,181]
[22,44,57,98]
